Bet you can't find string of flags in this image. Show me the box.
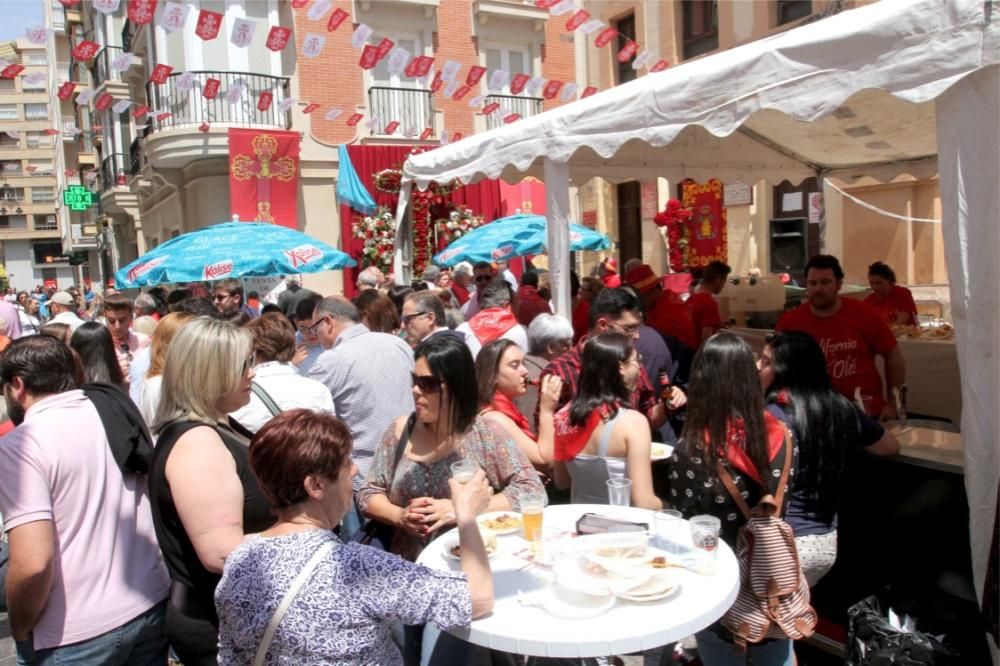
[19,0,674,142]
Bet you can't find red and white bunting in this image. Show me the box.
[110,51,135,73]
[617,40,638,63]
[278,97,297,112]
[149,63,173,85]
[345,113,362,127]
[127,0,158,25]
[580,19,605,35]
[384,120,400,134]
[536,0,561,8]
[465,66,486,86]
[443,80,459,98]
[365,116,381,131]
[441,60,461,82]
[231,18,255,48]
[131,104,149,118]
[549,0,576,17]
[559,82,578,102]
[266,26,292,51]
[359,45,379,70]
[543,80,564,100]
[65,168,77,177]
[58,0,82,6]
[23,72,47,86]
[376,38,394,61]
[407,55,434,78]
[302,103,321,114]
[111,99,133,114]
[202,78,220,99]
[420,127,433,140]
[75,89,96,105]
[198,122,210,133]
[175,71,195,91]
[386,47,410,77]
[327,8,348,31]
[467,95,486,108]
[482,102,500,115]
[290,0,309,8]
[25,165,37,173]
[403,125,418,138]
[257,91,273,111]
[307,0,331,21]
[487,69,509,92]
[196,10,222,40]
[503,114,521,124]
[452,85,471,101]
[430,71,443,93]
[581,86,598,98]
[25,26,50,45]
[57,82,77,99]
[301,34,326,58]
[595,27,617,48]
[224,83,245,105]
[324,108,343,121]
[351,24,373,49]
[452,132,463,141]
[510,73,529,95]
[525,77,546,97]
[632,50,653,70]
[160,2,190,33]
[4,130,18,140]
[650,60,669,72]
[95,93,114,111]
[43,128,61,136]
[92,0,121,15]
[565,10,590,31]
[72,40,100,60]
[155,111,173,121]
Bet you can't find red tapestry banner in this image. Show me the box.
[680,178,728,268]
[228,129,299,228]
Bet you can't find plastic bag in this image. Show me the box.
[846,596,960,665]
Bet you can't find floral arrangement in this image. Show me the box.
[435,207,484,246]
[351,207,396,275]
[654,198,694,273]
[373,169,402,194]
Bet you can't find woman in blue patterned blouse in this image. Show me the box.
[214,409,494,665]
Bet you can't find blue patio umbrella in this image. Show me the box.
[433,213,610,267]
[115,221,356,288]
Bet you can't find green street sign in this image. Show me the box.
[63,185,93,212]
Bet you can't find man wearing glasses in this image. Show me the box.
[459,261,496,320]
[212,279,258,319]
[400,292,463,346]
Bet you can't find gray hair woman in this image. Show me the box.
[516,314,574,417]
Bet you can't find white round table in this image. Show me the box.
[416,504,739,659]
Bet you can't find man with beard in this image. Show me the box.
[0,336,169,663]
[777,254,905,420]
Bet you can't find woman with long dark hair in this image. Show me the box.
[668,331,796,666]
[358,335,544,561]
[758,330,899,586]
[70,321,125,387]
[552,331,661,509]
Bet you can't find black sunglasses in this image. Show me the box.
[411,372,444,394]
[401,311,430,325]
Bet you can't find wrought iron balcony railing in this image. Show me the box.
[484,94,542,130]
[368,86,434,136]
[99,153,130,193]
[144,70,292,132]
[93,46,125,89]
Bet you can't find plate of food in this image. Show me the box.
[614,574,682,603]
[650,443,674,461]
[440,530,498,561]
[477,511,523,535]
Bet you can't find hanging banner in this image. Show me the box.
[160,1,189,32]
[510,73,529,95]
[229,129,300,228]
[307,0,331,20]
[95,93,114,111]
[487,69,509,91]
[196,10,222,40]
[565,10,590,31]
[595,27,617,48]
[131,104,149,118]
[149,63,173,84]
[351,24,373,49]
[72,40,100,60]
[617,40,638,63]
[680,178,728,268]
[376,38,394,60]
[231,18,256,48]
[650,60,669,72]
[203,78,220,99]
[525,77,545,97]
[57,81,77,100]
[127,0,157,24]
[542,79,564,100]
[441,60,461,82]
[327,8,348,31]
[93,0,121,15]
[301,34,326,58]
[256,91,273,111]
[112,99,133,114]
[266,26,292,51]
[465,65,486,86]
[559,82,578,102]
[407,55,434,78]
[386,47,410,76]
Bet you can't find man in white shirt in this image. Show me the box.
[400,292,463,347]
[456,280,528,359]
[47,292,84,331]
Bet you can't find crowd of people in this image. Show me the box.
[0,252,905,665]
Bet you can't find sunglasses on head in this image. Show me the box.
[411,372,444,394]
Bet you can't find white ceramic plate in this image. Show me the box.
[477,511,523,535]
[650,443,674,461]
[540,584,617,619]
[439,533,499,561]
[616,580,682,603]
[554,556,651,597]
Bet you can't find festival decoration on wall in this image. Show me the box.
[352,208,397,276]
[654,198,694,273]
[228,129,300,228]
[680,178,728,268]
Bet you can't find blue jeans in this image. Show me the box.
[695,628,794,666]
[16,600,167,666]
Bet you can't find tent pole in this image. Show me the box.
[393,181,413,285]
[543,159,571,318]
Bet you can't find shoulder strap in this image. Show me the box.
[772,424,794,509]
[717,464,754,520]
[250,381,282,417]
[597,407,625,458]
[716,423,795,520]
[392,413,416,472]
[253,539,335,666]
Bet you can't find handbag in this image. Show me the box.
[349,413,416,550]
[253,539,335,666]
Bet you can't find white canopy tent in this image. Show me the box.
[395,0,999,642]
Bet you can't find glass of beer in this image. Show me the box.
[450,459,478,484]
[520,492,546,541]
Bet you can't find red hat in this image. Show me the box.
[624,264,660,293]
[601,257,618,273]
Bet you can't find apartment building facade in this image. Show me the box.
[45,0,577,295]
[0,36,75,291]
[574,0,945,288]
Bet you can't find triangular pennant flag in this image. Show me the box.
[376,38,394,61]
[510,73,529,95]
[327,8,348,31]
[265,26,292,52]
[231,18,256,48]
[160,1,190,33]
[365,116,381,131]
[307,0,332,21]
[155,111,173,121]
[72,40,100,60]
[351,24,373,49]
[302,103,320,114]
[196,10,222,40]
[92,0,121,15]
[324,108,343,121]
[565,10,590,31]
[359,45,379,70]
[149,63,173,84]
[301,34,326,58]
[127,0,158,25]
[257,91,273,111]
[111,99,133,114]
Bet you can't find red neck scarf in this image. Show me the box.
[490,391,534,439]
[468,307,517,344]
[554,402,617,461]
[715,412,787,485]
[451,282,470,305]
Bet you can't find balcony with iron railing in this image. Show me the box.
[129,137,143,176]
[93,46,125,89]
[99,153,130,194]
[368,86,434,136]
[484,94,542,130]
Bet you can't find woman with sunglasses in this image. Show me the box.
[551,331,663,510]
[148,318,274,665]
[358,335,544,562]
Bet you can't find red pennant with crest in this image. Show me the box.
[430,71,443,93]
[257,92,273,111]
[155,111,173,121]
[127,0,157,24]
[346,113,363,126]
[542,80,564,100]
[376,38,394,60]
[43,128,61,136]
[228,129,300,228]
[581,86,598,98]
[359,45,379,70]
[57,81,77,100]
[595,27,617,48]
[565,10,590,31]
[94,93,114,111]
[482,102,500,115]
[617,40,638,63]
[411,56,434,78]
[452,85,470,100]
[149,63,173,84]
[266,26,292,52]
[72,40,100,60]
[327,8,348,31]
[196,10,223,40]
[510,73,529,95]
[199,122,210,133]
[465,66,486,86]
[131,104,149,118]
[503,113,521,124]
[291,0,309,7]
[203,78,221,99]
[536,0,560,7]
[1,64,23,79]
[650,60,669,72]
[452,132,463,141]
[384,120,400,134]
[302,103,320,114]
[419,127,433,140]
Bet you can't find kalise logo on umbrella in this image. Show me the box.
[284,244,323,268]
[203,260,234,280]
[127,256,165,283]
[492,244,514,261]
[437,246,463,264]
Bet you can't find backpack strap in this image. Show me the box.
[716,423,794,520]
[250,380,282,417]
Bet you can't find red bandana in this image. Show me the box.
[490,391,534,439]
[553,402,617,461]
[715,412,787,485]
[468,307,517,344]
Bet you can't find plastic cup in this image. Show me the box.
[520,493,546,541]
[530,527,561,565]
[606,478,632,507]
[450,459,477,484]
[689,515,722,574]
[654,509,684,554]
